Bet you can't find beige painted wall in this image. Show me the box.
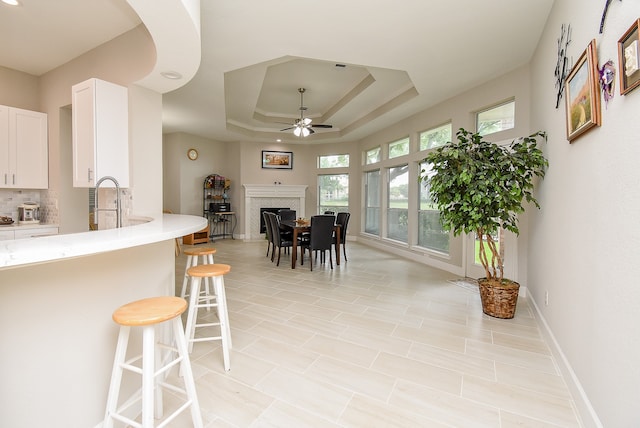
[529,1,640,426]
[0,65,40,110]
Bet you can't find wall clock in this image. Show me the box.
[187,148,198,161]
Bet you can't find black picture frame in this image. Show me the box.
[261,150,293,169]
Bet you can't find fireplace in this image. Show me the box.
[243,184,308,240]
[259,207,289,233]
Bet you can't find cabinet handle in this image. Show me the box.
[88,168,92,182]
[3,174,6,185]
[12,174,15,185]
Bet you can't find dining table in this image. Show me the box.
[280,219,341,269]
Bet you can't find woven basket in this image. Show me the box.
[479,279,520,319]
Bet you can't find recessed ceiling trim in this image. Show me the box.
[342,86,419,135]
[320,73,375,122]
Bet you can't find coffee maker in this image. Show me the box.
[18,202,40,224]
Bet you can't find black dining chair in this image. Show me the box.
[334,212,351,261]
[266,212,294,266]
[262,210,273,258]
[300,215,335,271]
[278,209,296,221]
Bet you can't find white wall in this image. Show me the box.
[529,1,640,427]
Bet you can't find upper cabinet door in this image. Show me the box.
[10,108,48,189]
[72,78,129,188]
[0,105,9,186]
[0,105,48,189]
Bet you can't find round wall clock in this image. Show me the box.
[187,148,198,160]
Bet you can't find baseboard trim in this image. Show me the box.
[529,296,603,428]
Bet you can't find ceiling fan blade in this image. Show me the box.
[308,128,315,135]
[280,126,295,131]
[310,124,333,128]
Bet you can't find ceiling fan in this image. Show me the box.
[280,88,333,137]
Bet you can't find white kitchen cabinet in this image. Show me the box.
[0,105,49,189]
[72,78,129,188]
[14,226,59,239]
[0,226,58,240]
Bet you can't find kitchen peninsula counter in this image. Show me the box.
[0,214,207,427]
[0,213,205,269]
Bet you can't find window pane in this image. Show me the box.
[318,174,349,214]
[364,170,380,235]
[365,147,381,165]
[318,154,349,168]
[388,137,409,159]
[387,165,408,243]
[477,100,515,136]
[419,123,452,151]
[417,162,449,253]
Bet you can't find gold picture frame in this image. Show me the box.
[618,18,640,95]
[565,39,601,142]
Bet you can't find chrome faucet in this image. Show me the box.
[94,176,121,229]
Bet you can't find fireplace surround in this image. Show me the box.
[243,184,308,240]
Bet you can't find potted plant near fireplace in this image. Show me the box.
[420,128,548,318]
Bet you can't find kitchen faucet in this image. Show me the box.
[94,176,121,229]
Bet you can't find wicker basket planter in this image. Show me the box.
[479,279,520,319]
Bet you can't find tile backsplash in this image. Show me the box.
[0,189,41,221]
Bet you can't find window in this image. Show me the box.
[387,165,408,243]
[365,147,381,165]
[364,170,380,235]
[318,174,349,214]
[318,154,349,168]
[417,162,449,254]
[419,123,452,151]
[476,100,515,136]
[388,137,409,159]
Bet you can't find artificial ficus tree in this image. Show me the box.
[420,128,548,282]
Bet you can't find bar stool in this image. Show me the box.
[180,247,217,300]
[104,296,203,428]
[185,263,232,371]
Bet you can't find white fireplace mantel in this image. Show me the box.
[243,184,308,240]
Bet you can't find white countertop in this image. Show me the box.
[0,214,207,270]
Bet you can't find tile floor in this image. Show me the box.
[165,239,582,428]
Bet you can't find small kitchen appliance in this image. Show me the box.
[18,202,40,225]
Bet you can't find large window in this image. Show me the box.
[364,170,380,235]
[318,174,349,214]
[419,123,452,151]
[418,162,449,254]
[477,100,515,136]
[318,154,349,168]
[365,147,381,165]
[387,165,408,242]
[388,137,409,159]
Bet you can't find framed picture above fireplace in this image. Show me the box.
[262,151,293,169]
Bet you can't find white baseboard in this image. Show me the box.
[528,297,603,428]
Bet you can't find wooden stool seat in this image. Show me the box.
[187,263,231,277]
[185,263,232,371]
[183,247,217,257]
[104,296,202,428]
[112,296,187,326]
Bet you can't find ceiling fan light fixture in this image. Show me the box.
[293,127,302,137]
[302,117,312,126]
[301,127,310,137]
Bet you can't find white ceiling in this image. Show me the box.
[0,0,555,145]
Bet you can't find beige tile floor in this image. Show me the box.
[166,239,582,428]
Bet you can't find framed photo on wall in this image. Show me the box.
[565,39,601,142]
[618,18,640,95]
[262,150,293,169]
